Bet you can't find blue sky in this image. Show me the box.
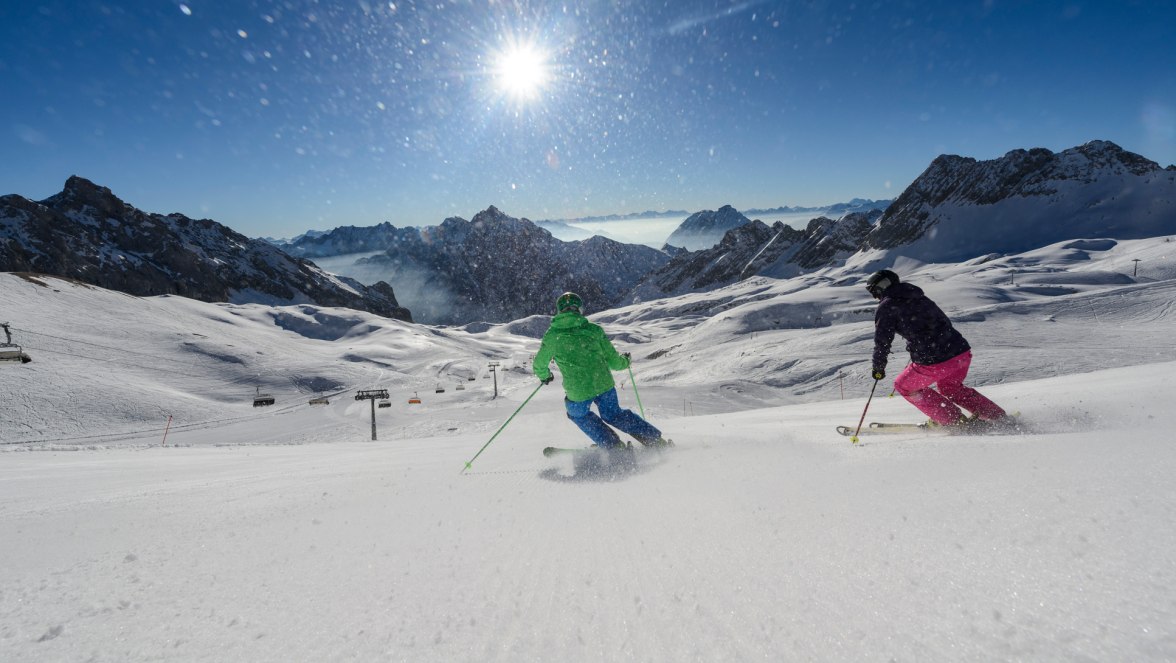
[2,1,1173,239]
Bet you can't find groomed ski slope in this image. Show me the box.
[2,233,1176,661]
[2,362,1175,661]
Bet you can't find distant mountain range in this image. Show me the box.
[664,205,756,251]
[629,210,883,301]
[3,141,1170,327]
[529,199,891,226]
[535,209,692,224]
[275,199,895,319]
[662,199,892,251]
[0,177,412,321]
[277,199,892,252]
[296,206,669,325]
[278,222,401,259]
[629,141,1175,300]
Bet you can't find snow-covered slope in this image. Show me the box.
[2,238,1175,659]
[0,273,535,444]
[4,234,1175,443]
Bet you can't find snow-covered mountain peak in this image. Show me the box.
[1066,139,1161,176]
[664,204,753,251]
[866,140,1176,262]
[468,205,547,237]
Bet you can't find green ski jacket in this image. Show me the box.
[533,311,630,402]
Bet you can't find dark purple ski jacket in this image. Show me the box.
[872,282,971,371]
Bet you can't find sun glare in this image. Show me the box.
[493,43,549,100]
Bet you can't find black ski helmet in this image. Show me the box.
[556,292,583,313]
[866,269,899,298]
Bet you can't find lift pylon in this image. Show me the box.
[355,389,390,440]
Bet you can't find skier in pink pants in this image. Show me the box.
[866,270,1008,427]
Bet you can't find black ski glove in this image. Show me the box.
[871,368,885,381]
[541,375,554,385]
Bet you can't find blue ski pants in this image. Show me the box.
[565,387,661,448]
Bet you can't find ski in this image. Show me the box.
[869,421,932,431]
[836,423,934,437]
[542,439,674,457]
[542,446,598,457]
[837,415,1024,438]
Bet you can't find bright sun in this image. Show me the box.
[493,43,549,100]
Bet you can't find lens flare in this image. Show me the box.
[493,43,549,100]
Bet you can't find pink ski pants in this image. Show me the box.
[893,350,1006,425]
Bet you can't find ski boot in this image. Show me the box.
[639,436,674,449]
[976,413,1020,433]
[572,441,635,476]
[925,414,975,433]
[606,442,637,469]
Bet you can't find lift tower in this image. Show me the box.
[355,389,390,440]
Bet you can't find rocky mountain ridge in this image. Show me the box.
[863,140,1176,261]
[744,198,891,217]
[629,210,882,300]
[661,200,892,252]
[4,141,1170,326]
[345,206,669,325]
[630,141,1176,300]
[279,222,400,259]
[0,177,412,321]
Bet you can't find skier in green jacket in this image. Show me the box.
[534,292,671,449]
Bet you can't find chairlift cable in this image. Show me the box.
[8,326,218,368]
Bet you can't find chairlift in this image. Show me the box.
[378,399,391,409]
[309,396,329,406]
[0,323,31,364]
[408,392,422,405]
[435,384,446,393]
[253,385,275,407]
[468,376,476,381]
[455,383,465,391]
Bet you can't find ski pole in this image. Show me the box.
[461,381,545,473]
[849,378,880,444]
[889,363,909,398]
[627,364,646,420]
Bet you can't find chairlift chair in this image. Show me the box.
[455,383,465,391]
[408,392,422,405]
[0,323,31,364]
[253,385,275,407]
[435,384,446,393]
[378,399,391,408]
[309,396,329,406]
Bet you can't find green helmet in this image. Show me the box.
[556,292,583,313]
